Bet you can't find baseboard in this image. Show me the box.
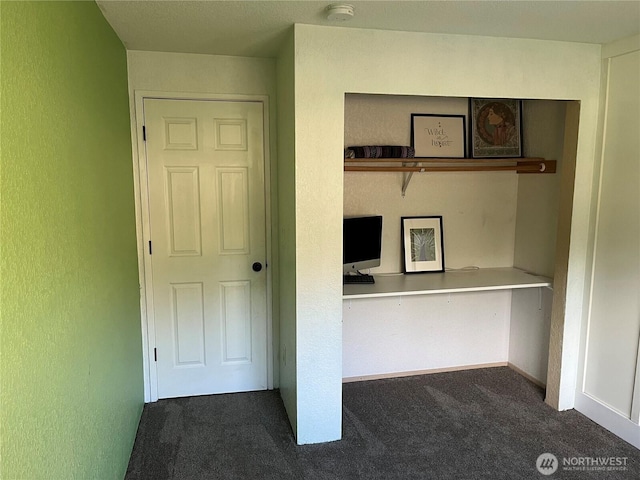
[342,362,508,383]
[574,391,640,449]
[507,362,546,388]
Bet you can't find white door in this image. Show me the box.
[576,49,640,447]
[144,98,268,399]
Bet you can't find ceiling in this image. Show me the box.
[97,0,640,58]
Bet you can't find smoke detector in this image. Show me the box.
[326,4,355,21]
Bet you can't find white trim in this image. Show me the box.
[575,392,640,449]
[129,90,153,402]
[342,363,548,387]
[262,102,275,392]
[508,362,546,389]
[342,362,508,383]
[578,58,612,409]
[132,90,274,402]
[631,336,640,423]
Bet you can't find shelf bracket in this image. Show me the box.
[538,287,543,311]
[401,160,424,197]
[401,171,414,197]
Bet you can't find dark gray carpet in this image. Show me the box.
[125,367,639,479]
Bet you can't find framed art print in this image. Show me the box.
[411,114,466,158]
[401,216,445,273]
[470,98,522,158]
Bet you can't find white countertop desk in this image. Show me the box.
[343,267,552,299]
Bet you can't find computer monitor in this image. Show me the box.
[343,215,383,274]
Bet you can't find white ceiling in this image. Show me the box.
[97,0,640,58]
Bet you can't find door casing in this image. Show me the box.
[131,91,274,402]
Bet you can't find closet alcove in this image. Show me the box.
[342,93,578,391]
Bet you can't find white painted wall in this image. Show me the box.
[545,102,581,409]
[127,50,276,97]
[514,100,566,278]
[343,291,510,378]
[509,100,567,384]
[275,33,298,434]
[291,24,601,443]
[509,288,553,384]
[126,50,279,401]
[575,35,640,448]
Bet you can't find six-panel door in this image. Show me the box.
[144,98,267,398]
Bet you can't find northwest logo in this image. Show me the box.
[536,453,559,475]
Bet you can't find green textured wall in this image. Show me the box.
[1,2,143,478]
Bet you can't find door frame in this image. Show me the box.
[131,91,274,402]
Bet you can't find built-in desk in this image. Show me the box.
[343,267,552,299]
[342,268,553,383]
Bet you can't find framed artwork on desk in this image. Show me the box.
[401,216,445,273]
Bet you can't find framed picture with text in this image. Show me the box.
[411,114,466,158]
[401,216,445,273]
[470,98,523,158]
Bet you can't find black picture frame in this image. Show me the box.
[401,216,445,273]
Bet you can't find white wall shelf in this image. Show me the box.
[343,267,552,299]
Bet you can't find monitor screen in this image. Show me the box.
[343,215,383,274]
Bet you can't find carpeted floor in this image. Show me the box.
[125,367,639,479]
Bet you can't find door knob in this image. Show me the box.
[252,262,263,272]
